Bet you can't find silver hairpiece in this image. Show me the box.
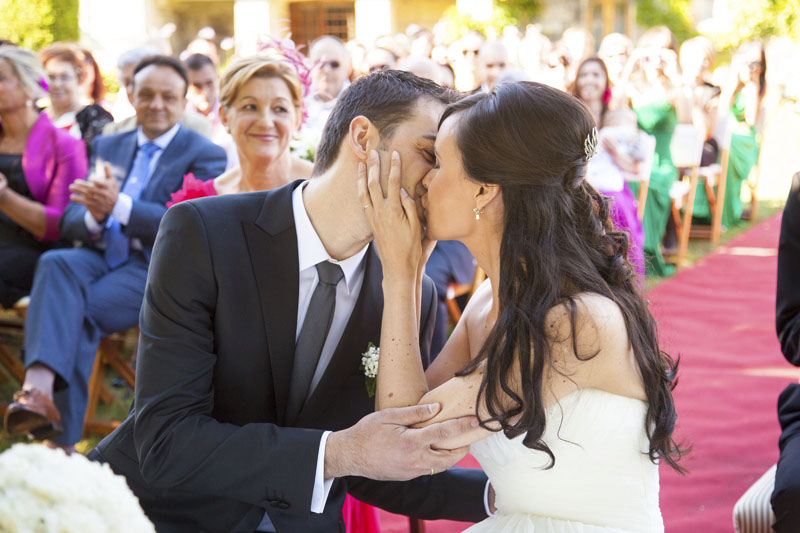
[584,127,599,161]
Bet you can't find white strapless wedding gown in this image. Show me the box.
[467,388,664,532]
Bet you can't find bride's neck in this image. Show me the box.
[463,227,502,316]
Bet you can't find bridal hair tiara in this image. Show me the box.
[584,127,599,162]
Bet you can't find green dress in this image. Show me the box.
[633,101,679,277]
[693,93,760,228]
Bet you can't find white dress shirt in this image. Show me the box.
[84,123,182,240]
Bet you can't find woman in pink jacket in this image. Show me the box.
[0,45,88,308]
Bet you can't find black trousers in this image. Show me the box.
[0,241,46,308]
[772,383,800,531]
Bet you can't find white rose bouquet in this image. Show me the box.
[0,443,155,533]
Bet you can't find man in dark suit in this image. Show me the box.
[89,70,489,532]
[773,171,800,530]
[4,55,227,452]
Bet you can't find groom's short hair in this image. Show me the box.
[312,69,457,176]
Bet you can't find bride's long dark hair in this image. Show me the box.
[449,82,685,472]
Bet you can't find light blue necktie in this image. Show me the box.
[104,142,160,268]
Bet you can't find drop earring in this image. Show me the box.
[473,207,482,221]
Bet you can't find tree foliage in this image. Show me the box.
[498,0,544,27]
[712,0,800,51]
[0,0,79,50]
[636,0,697,43]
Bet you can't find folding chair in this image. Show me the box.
[668,124,705,269]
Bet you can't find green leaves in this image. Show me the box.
[0,0,79,51]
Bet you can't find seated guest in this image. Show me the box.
[108,46,159,122]
[305,36,352,145]
[773,172,800,531]
[425,241,477,358]
[104,51,213,138]
[185,53,237,168]
[477,40,509,92]
[0,46,87,308]
[40,43,113,160]
[77,47,108,110]
[3,55,227,453]
[170,52,314,200]
[365,47,398,74]
[573,57,648,279]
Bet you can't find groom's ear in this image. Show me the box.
[347,116,380,162]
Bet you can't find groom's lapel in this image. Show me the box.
[297,244,384,426]
[243,181,304,426]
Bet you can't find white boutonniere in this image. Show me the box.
[360,342,380,398]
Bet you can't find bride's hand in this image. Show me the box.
[358,149,423,283]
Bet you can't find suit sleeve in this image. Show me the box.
[341,276,489,522]
[133,201,325,518]
[346,467,489,522]
[125,141,226,247]
[777,172,800,366]
[419,275,437,368]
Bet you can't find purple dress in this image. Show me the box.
[605,183,646,281]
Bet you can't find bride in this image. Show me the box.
[358,81,684,532]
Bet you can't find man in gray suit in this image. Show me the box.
[4,55,227,452]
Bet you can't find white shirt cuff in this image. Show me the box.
[84,210,104,235]
[112,193,133,226]
[310,431,334,514]
[484,480,496,516]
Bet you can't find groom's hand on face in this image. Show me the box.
[324,403,478,481]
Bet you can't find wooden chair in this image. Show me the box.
[667,124,705,270]
[689,117,733,245]
[83,327,138,437]
[0,297,29,416]
[0,295,136,436]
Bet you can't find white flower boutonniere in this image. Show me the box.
[360,342,380,398]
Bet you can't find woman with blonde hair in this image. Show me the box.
[169,45,313,204]
[0,45,87,308]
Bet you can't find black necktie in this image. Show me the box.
[286,261,344,423]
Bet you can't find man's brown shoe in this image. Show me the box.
[4,387,63,440]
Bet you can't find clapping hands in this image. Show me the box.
[69,161,120,223]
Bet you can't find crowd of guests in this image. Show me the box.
[0,19,769,530]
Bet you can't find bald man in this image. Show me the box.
[478,40,509,92]
[306,36,353,143]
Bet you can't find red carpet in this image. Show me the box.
[654,213,797,532]
[378,213,796,532]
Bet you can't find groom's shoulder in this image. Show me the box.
[188,190,271,220]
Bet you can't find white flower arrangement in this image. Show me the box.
[360,342,380,397]
[0,443,155,533]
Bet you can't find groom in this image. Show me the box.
[90,70,490,532]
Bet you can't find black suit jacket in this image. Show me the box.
[91,181,488,532]
[60,125,227,253]
[778,172,800,365]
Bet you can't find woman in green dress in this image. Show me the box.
[616,26,690,276]
[719,41,766,228]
